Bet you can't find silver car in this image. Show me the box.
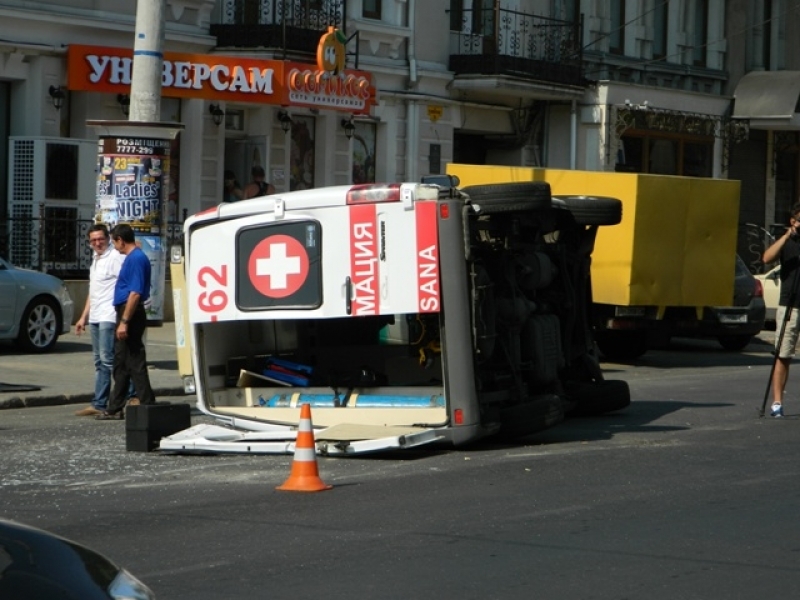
[0,257,74,352]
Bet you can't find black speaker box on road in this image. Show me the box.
[125,403,191,452]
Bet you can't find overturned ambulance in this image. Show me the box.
[162,180,630,455]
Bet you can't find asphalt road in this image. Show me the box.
[2,335,799,599]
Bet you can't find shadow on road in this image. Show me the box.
[462,395,737,453]
[601,336,775,371]
[0,340,89,356]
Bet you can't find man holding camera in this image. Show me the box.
[763,203,800,417]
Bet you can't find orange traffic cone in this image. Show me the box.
[276,403,333,492]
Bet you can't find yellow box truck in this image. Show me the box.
[447,164,744,359]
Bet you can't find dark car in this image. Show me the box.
[690,254,766,350]
[0,518,155,599]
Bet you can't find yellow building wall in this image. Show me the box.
[447,164,740,307]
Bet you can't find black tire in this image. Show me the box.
[595,330,648,360]
[462,182,551,213]
[566,379,631,417]
[552,195,622,226]
[718,334,752,351]
[16,296,61,353]
[497,393,564,438]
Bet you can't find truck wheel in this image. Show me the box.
[565,380,631,417]
[718,334,752,351]
[462,182,551,213]
[595,330,648,360]
[552,195,622,226]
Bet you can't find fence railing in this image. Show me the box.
[0,213,185,280]
[213,0,346,51]
[448,7,583,85]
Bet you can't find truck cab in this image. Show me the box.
[165,181,630,455]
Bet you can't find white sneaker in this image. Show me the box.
[771,403,784,418]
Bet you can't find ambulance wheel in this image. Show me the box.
[565,379,631,417]
[462,182,551,213]
[595,330,648,360]
[497,393,564,438]
[552,195,622,226]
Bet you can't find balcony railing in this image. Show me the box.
[212,0,346,53]
[449,8,583,87]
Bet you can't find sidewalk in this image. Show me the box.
[0,323,187,410]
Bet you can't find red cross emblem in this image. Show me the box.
[247,234,310,298]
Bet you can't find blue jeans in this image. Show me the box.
[90,322,134,410]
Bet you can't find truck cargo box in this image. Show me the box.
[447,164,740,308]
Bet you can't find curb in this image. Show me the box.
[0,387,187,410]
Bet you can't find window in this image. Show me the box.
[363,0,381,19]
[616,133,713,177]
[609,0,625,55]
[449,0,495,36]
[235,0,262,25]
[351,122,376,184]
[475,0,495,37]
[45,143,78,200]
[290,116,315,191]
[683,141,712,177]
[449,0,463,31]
[653,0,668,60]
[762,0,772,70]
[649,139,677,174]
[774,133,798,222]
[552,0,579,21]
[692,0,708,66]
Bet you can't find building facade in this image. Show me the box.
[2,0,799,276]
[726,0,800,265]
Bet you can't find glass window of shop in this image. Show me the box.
[616,133,713,177]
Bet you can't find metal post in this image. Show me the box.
[130,0,165,122]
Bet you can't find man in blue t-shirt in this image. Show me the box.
[97,223,156,420]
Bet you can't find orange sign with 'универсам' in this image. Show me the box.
[67,42,376,115]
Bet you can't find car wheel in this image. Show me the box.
[565,379,631,417]
[718,334,752,351]
[552,195,623,226]
[16,297,61,353]
[595,330,648,360]
[461,182,551,213]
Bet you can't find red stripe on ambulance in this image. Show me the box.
[415,201,440,313]
[349,204,379,315]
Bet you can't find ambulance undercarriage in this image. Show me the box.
[163,182,630,455]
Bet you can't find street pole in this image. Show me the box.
[130,0,165,122]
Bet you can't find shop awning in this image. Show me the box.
[732,71,800,130]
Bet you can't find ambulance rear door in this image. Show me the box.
[171,184,447,455]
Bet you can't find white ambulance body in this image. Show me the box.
[163,181,630,455]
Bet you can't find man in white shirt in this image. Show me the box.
[74,224,135,416]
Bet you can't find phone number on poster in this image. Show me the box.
[114,139,170,155]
